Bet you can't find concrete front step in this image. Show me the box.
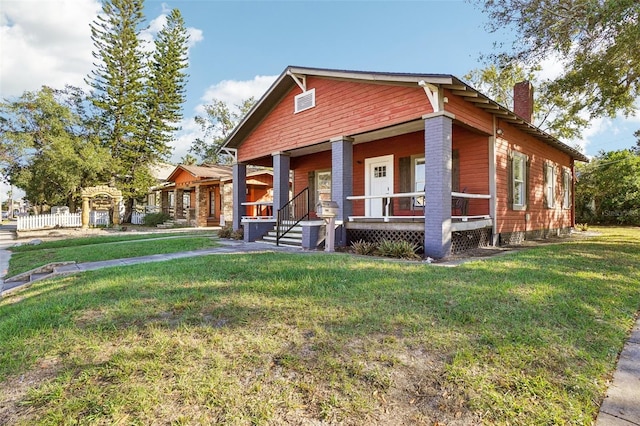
[261,235,302,247]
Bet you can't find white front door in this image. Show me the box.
[365,155,394,217]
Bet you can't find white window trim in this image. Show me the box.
[412,156,425,207]
[316,169,331,205]
[512,151,527,211]
[546,162,557,208]
[562,167,572,209]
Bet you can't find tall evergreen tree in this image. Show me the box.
[87,0,189,222]
[88,0,146,160]
[143,8,189,151]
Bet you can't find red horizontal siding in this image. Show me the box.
[495,120,572,234]
[239,77,433,162]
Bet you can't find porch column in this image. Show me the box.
[272,152,290,211]
[424,112,454,258]
[161,191,169,216]
[232,163,247,231]
[174,189,183,219]
[331,136,353,246]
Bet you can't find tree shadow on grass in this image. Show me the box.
[1,233,639,423]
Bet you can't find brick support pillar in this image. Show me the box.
[331,136,353,246]
[196,185,209,227]
[174,189,183,219]
[272,152,290,211]
[232,163,246,231]
[424,112,454,258]
[161,191,169,216]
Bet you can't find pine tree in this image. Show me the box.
[88,0,146,161]
[143,8,189,151]
[87,0,190,222]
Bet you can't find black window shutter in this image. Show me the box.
[399,157,411,210]
[452,149,460,192]
[308,171,316,210]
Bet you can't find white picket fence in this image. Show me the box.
[17,211,147,231]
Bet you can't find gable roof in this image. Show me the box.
[224,65,588,162]
[166,164,233,183]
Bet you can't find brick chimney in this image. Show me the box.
[513,81,534,123]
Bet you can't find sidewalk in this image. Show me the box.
[0,226,638,424]
[0,239,300,295]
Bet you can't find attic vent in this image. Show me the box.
[294,89,315,114]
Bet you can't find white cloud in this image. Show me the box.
[170,117,202,163]
[0,0,101,98]
[1,0,203,99]
[169,75,278,163]
[199,75,277,113]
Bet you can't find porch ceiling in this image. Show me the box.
[285,119,425,158]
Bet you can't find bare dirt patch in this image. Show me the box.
[0,357,61,426]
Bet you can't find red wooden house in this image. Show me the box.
[159,164,274,227]
[223,66,588,258]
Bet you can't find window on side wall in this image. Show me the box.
[414,157,425,207]
[316,170,331,205]
[544,162,557,208]
[562,167,572,209]
[511,151,528,211]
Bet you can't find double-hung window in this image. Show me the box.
[545,162,557,208]
[414,157,425,206]
[562,167,571,209]
[512,152,527,210]
[316,170,331,204]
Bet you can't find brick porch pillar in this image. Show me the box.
[424,112,454,258]
[161,191,169,216]
[232,163,247,231]
[331,136,353,246]
[272,152,290,212]
[174,189,183,219]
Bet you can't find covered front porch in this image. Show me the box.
[231,111,496,258]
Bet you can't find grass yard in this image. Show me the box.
[0,227,639,425]
[7,232,219,277]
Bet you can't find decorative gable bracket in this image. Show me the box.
[418,80,441,113]
[287,71,307,92]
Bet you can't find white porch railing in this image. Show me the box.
[131,211,145,225]
[241,201,274,220]
[346,191,491,222]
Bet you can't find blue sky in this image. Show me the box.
[147,0,639,160]
[1,0,639,176]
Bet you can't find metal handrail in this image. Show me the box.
[276,187,310,246]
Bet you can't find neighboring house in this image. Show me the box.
[145,162,177,213]
[223,66,588,258]
[159,164,274,227]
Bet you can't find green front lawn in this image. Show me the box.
[7,233,218,277]
[1,227,638,424]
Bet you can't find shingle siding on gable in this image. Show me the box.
[238,77,433,162]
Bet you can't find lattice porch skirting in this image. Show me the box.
[346,226,492,255]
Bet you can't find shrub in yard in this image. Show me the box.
[218,226,233,238]
[576,223,589,231]
[376,239,421,260]
[351,239,377,256]
[231,228,244,240]
[142,212,170,227]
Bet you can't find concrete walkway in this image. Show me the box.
[0,223,638,424]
